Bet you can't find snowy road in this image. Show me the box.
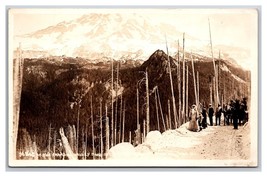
[107,122,256,166]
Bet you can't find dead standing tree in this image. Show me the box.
[191,52,198,109]
[209,19,220,106]
[177,40,182,126]
[13,43,24,159]
[145,68,150,135]
[182,33,186,124]
[111,56,114,147]
[165,35,178,129]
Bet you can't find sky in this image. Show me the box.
[10,8,257,48]
[9,8,258,70]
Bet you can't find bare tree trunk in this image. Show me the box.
[157,88,166,131]
[137,87,141,145]
[13,43,24,159]
[111,57,114,147]
[99,98,103,159]
[223,75,225,105]
[165,36,178,129]
[81,127,85,159]
[145,69,150,134]
[33,135,38,160]
[182,33,186,123]
[122,100,125,143]
[191,52,198,109]
[76,103,80,156]
[59,128,78,160]
[185,64,189,123]
[143,119,146,138]
[115,62,119,144]
[213,77,217,109]
[155,90,160,130]
[105,103,109,158]
[85,119,88,159]
[209,19,220,106]
[72,125,77,154]
[53,130,57,160]
[90,96,95,160]
[218,51,221,103]
[119,93,123,143]
[177,40,181,126]
[165,115,169,130]
[129,131,131,144]
[197,71,200,106]
[168,100,171,129]
[210,76,213,106]
[48,123,52,157]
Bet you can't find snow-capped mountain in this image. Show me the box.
[14,13,251,70]
[14,13,180,60]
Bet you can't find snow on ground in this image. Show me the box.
[107,122,217,160]
[106,120,255,166]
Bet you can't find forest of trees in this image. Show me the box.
[16,49,250,159]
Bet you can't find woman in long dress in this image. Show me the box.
[188,105,199,132]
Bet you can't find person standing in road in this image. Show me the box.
[216,104,223,126]
[201,105,208,129]
[188,104,199,132]
[233,99,240,129]
[208,104,214,126]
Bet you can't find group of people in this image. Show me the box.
[188,97,248,132]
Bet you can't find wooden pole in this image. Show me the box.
[165,36,178,129]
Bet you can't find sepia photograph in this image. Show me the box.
[8,8,258,167]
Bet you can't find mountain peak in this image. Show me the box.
[141,49,177,69]
[140,49,177,83]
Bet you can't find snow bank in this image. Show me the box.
[143,131,163,151]
[107,122,217,160]
[106,142,136,160]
